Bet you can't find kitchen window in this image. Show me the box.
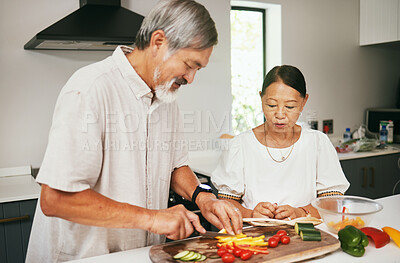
[231,2,281,134]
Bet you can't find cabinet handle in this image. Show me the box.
[362,167,368,188]
[0,215,29,224]
[369,167,375,187]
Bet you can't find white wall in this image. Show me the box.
[0,0,231,168]
[258,0,400,135]
[0,0,399,168]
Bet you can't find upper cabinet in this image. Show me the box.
[360,0,400,45]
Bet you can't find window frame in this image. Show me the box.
[231,6,267,78]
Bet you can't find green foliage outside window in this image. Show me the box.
[231,9,264,134]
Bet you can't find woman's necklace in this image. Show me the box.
[264,123,295,163]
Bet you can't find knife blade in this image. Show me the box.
[197,231,234,238]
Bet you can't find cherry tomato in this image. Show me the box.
[217,247,228,257]
[276,230,288,237]
[221,253,236,263]
[240,250,253,260]
[233,248,242,257]
[268,237,279,248]
[273,234,282,243]
[281,235,291,244]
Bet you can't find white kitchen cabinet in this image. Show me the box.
[360,0,400,45]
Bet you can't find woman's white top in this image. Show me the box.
[211,128,350,209]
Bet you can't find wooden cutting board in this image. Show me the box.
[149,225,340,263]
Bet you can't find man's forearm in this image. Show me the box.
[170,166,200,201]
[40,184,154,230]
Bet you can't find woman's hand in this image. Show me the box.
[251,202,277,218]
[274,205,303,220]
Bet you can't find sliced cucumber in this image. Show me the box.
[295,222,315,234]
[173,250,191,260]
[180,251,196,261]
[194,253,203,261]
[197,255,207,261]
[173,250,206,261]
[300,230,322,241]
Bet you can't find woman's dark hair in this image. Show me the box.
[260,65,306,98]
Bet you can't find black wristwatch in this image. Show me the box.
[191,184,213,204]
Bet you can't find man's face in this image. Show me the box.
[153,46,213,103]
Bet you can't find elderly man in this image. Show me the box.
[26,0,242,262]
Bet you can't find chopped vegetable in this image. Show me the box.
[360,227,390,248]
[338,225,362,247]
[340,241,365,257]
[294,222,315,234]
[173,250,207,261]
[338,225,368,257]
[215,233,268,247]
[382,226,400,248]
[328,216,365,231]
[300,230,321,241]
[173,251,191,259]
[238,245,269,255]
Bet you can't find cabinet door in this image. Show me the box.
[378,153,400,196]
[360,0,399,45]
[0,199,37,263]
[341,157,380,198]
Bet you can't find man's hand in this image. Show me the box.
[251,202,277,218]
[148,204,205,240]
[196,193,242,235]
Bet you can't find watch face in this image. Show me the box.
[199,184,212,191]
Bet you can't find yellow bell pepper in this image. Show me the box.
[215,233,268,247]
[382,227,400,248]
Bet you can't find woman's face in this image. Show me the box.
[261,80,308,133]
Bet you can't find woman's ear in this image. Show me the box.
[301,94,309,111]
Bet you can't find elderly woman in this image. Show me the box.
[212,65,349,220]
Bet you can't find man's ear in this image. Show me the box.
[149,29,167,56]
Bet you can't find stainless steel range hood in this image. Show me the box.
[24,0,144,51]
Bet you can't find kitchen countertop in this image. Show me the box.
[188,144,400,177]
[0,174,41,203]
[68,194,400,263]
[337,144,400,161]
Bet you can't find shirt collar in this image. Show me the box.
[112,45,153,100]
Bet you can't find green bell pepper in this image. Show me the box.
[338,225,368,257]
[340,242,365,257]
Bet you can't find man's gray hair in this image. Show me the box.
[135,0,218,53]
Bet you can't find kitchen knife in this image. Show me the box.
[197,231,234,238]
